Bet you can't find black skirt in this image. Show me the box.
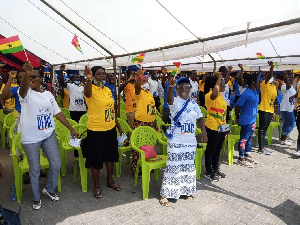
[85,126,119,170]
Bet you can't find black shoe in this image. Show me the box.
[204,171,219,182]
[214,170,226,178]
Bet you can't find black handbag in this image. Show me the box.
[0,205,21,225]
[79,131,88,158]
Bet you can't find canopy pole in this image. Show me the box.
[208,54,216,74]
[113,57,119,118]
[118,66,121,118]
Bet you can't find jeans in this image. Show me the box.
[205,127,226,174]
[258,110,273,150]
[22,131,61,201]
[238,122,256,158]
[281,111,296,136]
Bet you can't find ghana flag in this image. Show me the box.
[0,35,24,54]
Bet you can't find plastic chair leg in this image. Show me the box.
[61,152,66,177]
[142,167,150,200]
[73,159,79,183]
[278,127,281,140]
[221,140,227,155]
[16,171,22,203]
[154,168,159,181]
[267,127,273,146]
[134,162,140,188]
[228,140,234,166]
[57,173,62,192]
[126,152,130,164]
[1,127,6,147]
[79,161,87,192]
[195,150,205,180]
[116,151,122,177]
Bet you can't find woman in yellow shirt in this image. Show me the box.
[257,61,277,154]
[204,72,228,181]
[130,68,158,175]
[84,66,123,198]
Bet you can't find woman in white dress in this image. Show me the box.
[158,77,208,206]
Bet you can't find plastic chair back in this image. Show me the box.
[60,108,71,119]
[66,118,78,127]
[131,126,158,149]
[0,109,6,123]
[120,109,127,121]
[200,106,207,119]
[4,113,16,129]
[79,114,88,125]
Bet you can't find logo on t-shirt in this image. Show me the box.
[191,92,197,98]
[147,104,156,116]
[37,108,53,130]
[290,98,296,106]
[180,122,195,134]
[105,107,115,122]
[75,99,84,105]
[270,96,276,108]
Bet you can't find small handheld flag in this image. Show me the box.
[131,53,145,64]
[171,62,181,76]
[0,35,24,54]
[273,62,278,69]
[256,52,266,59]
[71,34,82,53]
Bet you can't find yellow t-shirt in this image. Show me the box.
[258,81,277,113]
[227,80,232,88]
[124,83,136,113]
[205,90,227,131]
[0,83,19,110]
[84,85,116,131]
[63,90,70,108]
[199,81,205,92]
[295,85,300,110]
[135,90,156,122]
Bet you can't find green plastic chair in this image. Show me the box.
[72,124,88,192]
[195,143,207,180]
[0,109,6,147]
[131,126,168,200]
[120,101,126,111]
[11,132,61,203]
[79,114,88,125]
[2,113,16,148]
[56,95,63,108]
[200,106,207,119]
[116,118,133,177]
[8,124,16,154]
[159,98,164,113]
[60,108,71,119]
[66,118,78,127]
[55,121,74,176]
[120,109,128,122]
[267,115,281,145]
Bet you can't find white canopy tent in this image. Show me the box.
[1,0,300,71]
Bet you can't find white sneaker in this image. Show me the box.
[42,188,59,201]
[281,140,291,146]
[293,151,300,157]
[33,200,41,210]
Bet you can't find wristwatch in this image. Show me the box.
[202,131,207,135]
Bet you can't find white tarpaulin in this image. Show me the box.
[1,0,300,70]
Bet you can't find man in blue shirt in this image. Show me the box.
[105,73,115,100]
[161,67,177,131]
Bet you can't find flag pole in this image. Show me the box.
[18,36,29,61]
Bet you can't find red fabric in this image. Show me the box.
[140,145,157,159]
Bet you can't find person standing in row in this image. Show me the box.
[119,69,136,129]
[257,61,277,154]
[130,68,158,176]
[235,72,259,167]
[84,65,123,198]
[19,60,78,210]
[60,65,86,123]
[204,72,228,181]
[189,70,199,103]
[148,70,160,112]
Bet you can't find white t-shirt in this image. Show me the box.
[19,88,61,144]
[221,83,230,106]
[189,78,199,102]
[157,79,164,99]
[169,97,203,143]
[148,78,159,97]
[67,83,86,111]
[280,84,296,112]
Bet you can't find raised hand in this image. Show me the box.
[228,66,233,71]
[169,76,176,87]
[238,64,243,70]
[129,72,136,81]
[215,72,222,79]
[84,65,93,80]
[8,70,17,79]
[161,67,167,75]
[23,60,33,74]
[136,68,144,77]
[0,61,6,67]
[267,61,274,67]
[60,64,66,71]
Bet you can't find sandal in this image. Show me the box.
[184,195,194,200]
[158,196,169,207]
[93,187,102,198]
[106,182,121,191]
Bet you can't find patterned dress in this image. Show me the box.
[160,97,202,199]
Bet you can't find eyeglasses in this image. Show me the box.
[29,75,40,79]
[177,85,191,90]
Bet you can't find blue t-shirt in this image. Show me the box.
[234,79,241,97]
[163,82,177,109]
[105,81,115,100]
[257,72,263,94]
[11,86,21,113]
[236,87,259,125]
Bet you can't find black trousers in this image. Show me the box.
[162,108,170,133]
[154,96,161,113]
[296,111,300,151]
[205,127,226,174]
[199,91,205,107]
[70,111,86,123]
[258,110,273,150]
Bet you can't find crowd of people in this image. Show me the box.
[0,59,299,209]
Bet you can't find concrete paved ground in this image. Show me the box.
[0,128,299,225]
